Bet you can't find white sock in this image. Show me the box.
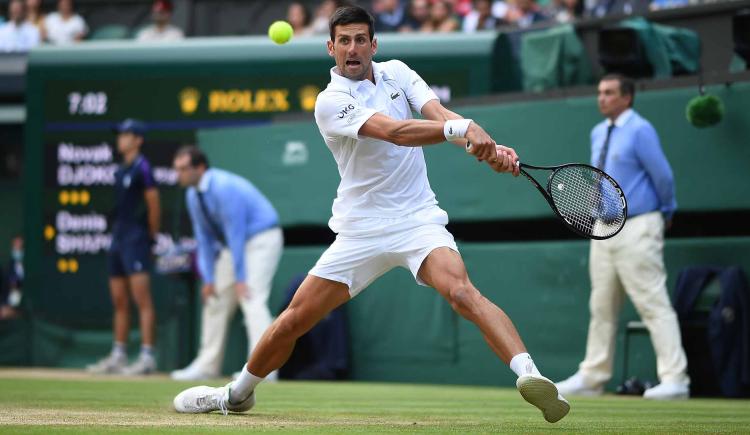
[509,352,542,378]
[140,345,154,359]
[112,342,127,358]
[229,364,264,403]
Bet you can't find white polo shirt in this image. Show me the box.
[314,60,443,234]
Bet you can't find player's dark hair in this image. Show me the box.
[329,4,374,42]
[601,73,635,107]
[175,145,210,169]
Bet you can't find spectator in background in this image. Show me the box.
[287,1,313,36]
[373,0,407,32]
[462,0,501,32]
[505,0,547,28]
[649,0,689,11]
[399,0,430,32]
[136,0,184,42]
[587,0,649,17]
[0,0,40,52]
[454,0,475,16]
[0,235,24,320]
[25,0,46,40]
[44,0,87,45]
[170,146,283,382]
[307,0,350,34]
[421,0,459,32]
[544,0,582,23]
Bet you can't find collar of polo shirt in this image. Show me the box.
[328,61,391,96]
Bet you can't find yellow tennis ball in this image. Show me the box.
[268,21,293,45]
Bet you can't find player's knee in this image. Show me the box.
[269,308,306,342]
[448,281,479,315]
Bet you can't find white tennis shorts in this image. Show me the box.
[309,206,458,298]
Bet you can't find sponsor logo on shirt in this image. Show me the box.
[390,92,400,100]
[337,104,355,119]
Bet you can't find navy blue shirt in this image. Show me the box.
[112,154,156,241]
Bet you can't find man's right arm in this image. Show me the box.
[316,90,510,164]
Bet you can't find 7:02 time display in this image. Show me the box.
[67,92,108,116]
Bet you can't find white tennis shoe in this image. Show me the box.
[173,382,255,415]
[643,382,689,400]
[86,352,127,375]
[517,374,571,423]
[555,372,604,396]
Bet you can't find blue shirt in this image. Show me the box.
[112,154,156,241]
[591,109,676,219]
[186,168,279,284]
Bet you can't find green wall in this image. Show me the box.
[199,82,750,227]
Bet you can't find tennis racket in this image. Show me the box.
[467,143,628,239]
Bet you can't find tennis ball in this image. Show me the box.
[268,21,293,45]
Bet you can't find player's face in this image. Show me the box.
[327,23,377,82]
[116,132,142,155]
[173,154,201,187]
[597,79,631,119]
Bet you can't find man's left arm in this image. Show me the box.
[141,162,160,239]
[421,99,474,146]
[421,99,518,172]
[144,188,161,240]
[635,123,677,220]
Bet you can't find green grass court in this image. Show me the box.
[1,369,749,433]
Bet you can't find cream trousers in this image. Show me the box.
[190,227,283,377]
[579,212,689,386]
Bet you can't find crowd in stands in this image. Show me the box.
[288,0,693,36]
[0,0,708,52]
[0,0,183,52]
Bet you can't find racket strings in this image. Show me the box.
[548,166,625,238]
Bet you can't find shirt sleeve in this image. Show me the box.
[139,159,157,189]
[215,179,250,283]
[314,90,378,140]
[187,190,217,284]
[634,122,677,219]
[76,16,89,36]
[390,60,439,114]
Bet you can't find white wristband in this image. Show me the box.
[444,119,472,142]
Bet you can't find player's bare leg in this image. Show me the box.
[174,275,350,413]
[418,247,569,423]
[110,277,130,346]
[123,272,156,375]
[86,277,129,374]
[129,273,155,346]
[245,275,350,377]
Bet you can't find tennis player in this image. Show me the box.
[174,5,569,423]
